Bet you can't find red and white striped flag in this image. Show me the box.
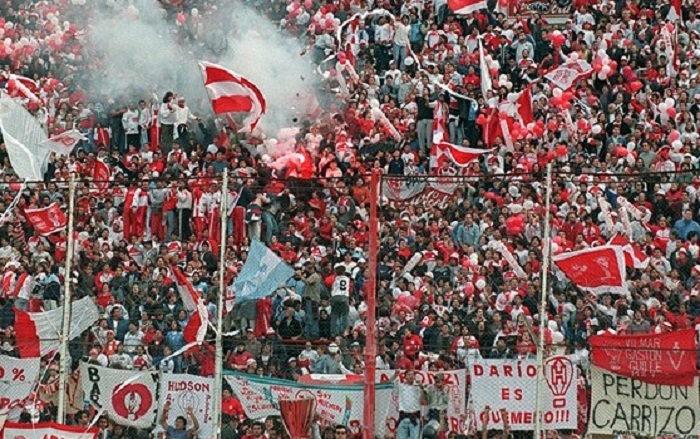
[432,99,449,143]
[6,74,40,103]
[39,130,86,155]
[448,0,486,14]
[171,266,209,344]
[667,0,682,22]
[14,296,99,358]
[199,61,267,133]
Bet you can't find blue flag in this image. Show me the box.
[234,240,295,302]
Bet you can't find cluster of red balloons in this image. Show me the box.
[549,87,575,110]
[546,30,566,48]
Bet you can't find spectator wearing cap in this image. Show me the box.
[227,341,253,371]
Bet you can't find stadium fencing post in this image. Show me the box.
[363,169,380,439]
[213,170,228,438]
[534,162,553,439]
[57,175,76,423]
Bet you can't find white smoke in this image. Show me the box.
[85,0,319,136]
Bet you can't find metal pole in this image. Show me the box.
[363,169,380,439]
[213,170,228,439]
[57,176,76,424]
[534,162,553,439]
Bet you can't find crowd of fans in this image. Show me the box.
[0,0,699,437]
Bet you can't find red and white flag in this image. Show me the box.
[430,140,491,169]
[2,422,98,439]
[544,59,593,90]
[667,0,682,22]
[171,266,209,344]
[552,245,628,295]
[92,158,111,191]
[448,0,486,14]
[13,296,99,358]
[24,202,67,236]
[432,99,448,143]
[39,129,86,155]
[199,61,267,133]
[608,233,649,269]
[498,87,534,125]
[478,38,493,99]
[6,74,40,103]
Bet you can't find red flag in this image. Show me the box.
[552,245,627,295]
[516,86,534,125]
[589,329,697,386]
[199,61,267,133]
[2,421,98,439]
[92,158,111,191]
[171,266,208,343]
[24,202,67,236]
[6,74,40,102]
[448,0,486,14]
[430,140,491,169]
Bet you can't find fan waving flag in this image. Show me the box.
[234,240,295,302]
[39,129,87,155]
[430,140,491,169]
[552,245,628,295]
[448,0,486,14]
[544,59,593,91]
[24,202,67,236]
[171,266,209,344]
[199,61,267,133]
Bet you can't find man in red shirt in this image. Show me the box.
[403,327,423,359]
[221,388,244,420]
[227,341,253,371]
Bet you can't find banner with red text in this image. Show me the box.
[0,355,40,419]
[589,367,700,436]
[225,371,393,438]
[24,202,67,236]
[159,374,214,439]
[469,356,577,430]
[2,422,98,439]
[589,329,697,386]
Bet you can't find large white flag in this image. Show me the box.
[39,129,86,155]
[2,422,98,439]
[0,94,50,181]
[81,362,161,429]
[159,374,215,438]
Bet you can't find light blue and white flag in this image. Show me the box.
[234,240,295,302]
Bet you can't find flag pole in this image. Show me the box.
[534,162,553,439]
[57,175,76,424]
[363,169,380,439]
[213,169,228,438]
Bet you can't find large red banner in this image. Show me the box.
[589,329,697,386]
[552,245,627,295]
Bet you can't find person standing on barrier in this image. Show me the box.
[424,372,449,422]
[330,265,351,337]
[392,369,425,439]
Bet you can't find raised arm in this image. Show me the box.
[160,400,171,430]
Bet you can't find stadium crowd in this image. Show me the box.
[0,0,699,437]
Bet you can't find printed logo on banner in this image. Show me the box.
[160,374,215,439]
[544,356,575,408]
[112,383,153,422]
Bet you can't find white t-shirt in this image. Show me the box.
[397,381,422,413]
[331,275,351,298]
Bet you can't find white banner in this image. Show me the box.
[376,369,468,433]
[225,372,393,438]
[589,366,700,436]
[0,355,40,415]
[2,421,98,439]
[159,374,214,439]
[39,129,86,155]
[81,362,160,429]
[469,356,577,430]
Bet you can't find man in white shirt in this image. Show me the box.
[330,265,351,337]
[393,16,411,69]
[121,103,140,153]
[393,369,424,439]
[174,98,199,144]
[138,99,152,147]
